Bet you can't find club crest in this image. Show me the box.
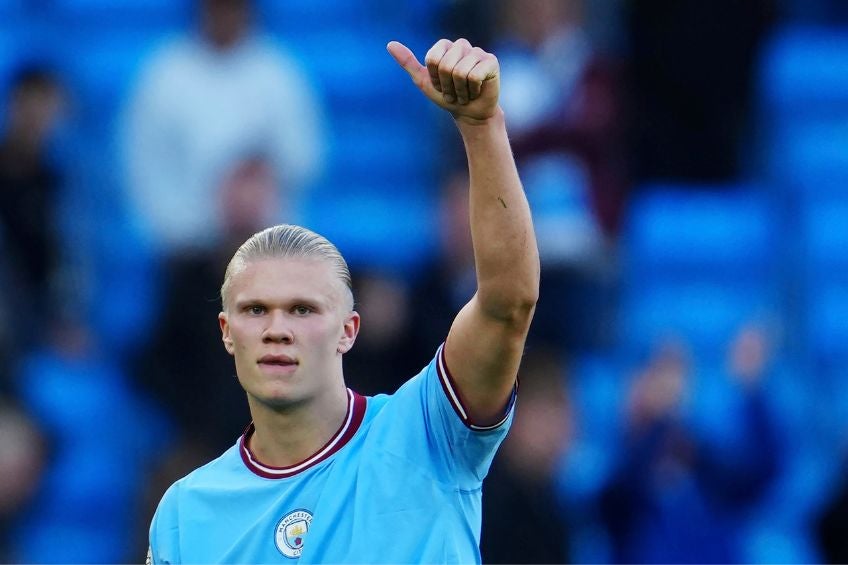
[275,509,313,558]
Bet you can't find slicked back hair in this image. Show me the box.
[221,224,353,310]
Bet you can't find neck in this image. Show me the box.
[246,384,349,468]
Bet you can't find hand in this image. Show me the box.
[387,38,500,125]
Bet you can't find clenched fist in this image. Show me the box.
[387,38,500,125]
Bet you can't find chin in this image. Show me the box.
[250,386,312,412]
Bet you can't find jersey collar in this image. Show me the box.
[239,389,366,479]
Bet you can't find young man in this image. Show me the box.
[147,37,539,564]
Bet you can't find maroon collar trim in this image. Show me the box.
[239,389,366,479]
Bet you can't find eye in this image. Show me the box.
[293,305,313,316]
[246,305,266,315]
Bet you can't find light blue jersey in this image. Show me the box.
[148,344,514,564]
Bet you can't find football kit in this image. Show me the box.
[148,344,515,563]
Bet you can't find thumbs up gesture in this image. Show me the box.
[387,38,500,125]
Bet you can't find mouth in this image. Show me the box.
[257,354,298,369]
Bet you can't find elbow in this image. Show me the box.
[480,282,539,326]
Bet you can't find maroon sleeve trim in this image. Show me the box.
[435,343,516,431]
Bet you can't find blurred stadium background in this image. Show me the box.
[1,0,848,562]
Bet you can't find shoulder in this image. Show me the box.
[240,36,316,87]
[131,35,203,100]
[156,443,244,511]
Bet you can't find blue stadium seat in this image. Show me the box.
[623,187,777,280]
[258,0,364,30]
[14,347,169,562]
[757,26,848,192]
[759,25,848,119]
[806,285,848,365]
[804,197,848,271]
[282,29,432,112]
[0,0,21,16]
[327,113,437,186]
[799,197,848,365]
[620,282,770,357]
[619,187,779,358]
[260,0,437,35]
[768,120,848,188]
[302,186,437,274]
[53,28,174,122]
[46,0,190,26]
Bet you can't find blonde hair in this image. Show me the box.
[221,224,353,310]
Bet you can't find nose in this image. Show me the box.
[262,310,294,344]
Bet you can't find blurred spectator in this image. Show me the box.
[817,473,848,563]
[126,0,327,492]
[490,0,627,238]
[135,154,281,458]
[122,0,325,256]
[481,347,573,564]
[625,0,774,182]
[0,66,68,353]
[408,170,476,361]
[0,400,45,562]
[342,270,422,396]
[598,327,779,563]
[455,0,623,352]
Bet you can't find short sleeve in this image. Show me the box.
[375,343,516,490]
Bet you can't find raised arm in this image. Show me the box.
[388,38,540,425]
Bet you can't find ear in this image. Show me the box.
[219,312,235,356]
[337,310,360,354]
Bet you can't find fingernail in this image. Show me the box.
[444,94,455,103]
[457,97,467,105]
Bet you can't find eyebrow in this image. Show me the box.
[233,296,328,310]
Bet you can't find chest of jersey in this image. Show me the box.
[172,433,479,563]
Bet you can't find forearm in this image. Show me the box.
[457,108,540,321]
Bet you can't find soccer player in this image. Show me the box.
[147,37,539,564]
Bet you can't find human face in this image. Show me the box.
[219,257,359,411]
[200,0,251,49]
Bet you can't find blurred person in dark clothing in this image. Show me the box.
[342,270,422,396]
[818,478,848,563]
[481,347,573,564]
[137,154,277,459]
[625,0,774,182]
[599,328,779,563]
[0,66,67,351]
[409,170,477,360]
